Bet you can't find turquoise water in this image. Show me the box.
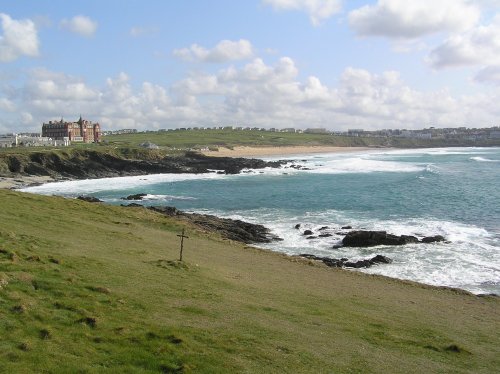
[23,147,500,294]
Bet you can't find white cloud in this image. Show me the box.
[0,97,16,111]
[428,16,500,68]
[2,60,500,133]
[21,112,33,124]
[262,0,342,26]
[26,68,98,101]
[471,0,500,10]
[349,0,480,38]
[60,15,98,37]
[474,66,500,85]
[172,58,496,130]
[173,39,254,63]
[0,13,39,62]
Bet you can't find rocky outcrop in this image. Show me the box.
[342,230,447,247]
[122,193,147,201]
[421,235,446,243]
[299,254,392,269]
[76,196,102,203]
[144,205,282,244]
[342,231,420,247]
[0,150,286,180]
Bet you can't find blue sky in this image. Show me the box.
[1,0,499,133]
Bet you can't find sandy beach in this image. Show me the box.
[202,145,373,158]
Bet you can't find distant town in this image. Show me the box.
[1,117,499,148]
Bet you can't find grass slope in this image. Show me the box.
[1,190,499,373]
[105,129,497,149]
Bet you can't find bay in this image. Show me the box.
[23,147,500,294]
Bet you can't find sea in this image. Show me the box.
[22,147,500,295]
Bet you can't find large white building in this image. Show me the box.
[0,134,18,148]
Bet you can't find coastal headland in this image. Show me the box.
[1,142,499,372]
[0,148,286,189]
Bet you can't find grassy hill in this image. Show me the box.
[104,129,498,150]
[1,190,499,373]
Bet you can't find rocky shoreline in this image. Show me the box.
[81,195,450,271]
[0,150,286,182]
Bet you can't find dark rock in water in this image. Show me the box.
[477,293,499,298]
[318,233,333,238]
[322,258,345,268]
[145,205,281,244]
[306,236,317,240]
[344,259,372,268]
[122,193,147,201]
[342,230,419,247]
[421,235,446,243]
[319,226,329,231]
[332,244,342,249]
[303,230,313,236]
[77,196,102,203]
[294,224,301,229]
[341,225,352,230]
[298,254,345,268]
[369,255,393,264]
[299,254,321,260]
[149,206,180,216]
[298,254,391,269]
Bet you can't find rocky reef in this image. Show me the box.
[342,230,446,247]
[299,253,393,269]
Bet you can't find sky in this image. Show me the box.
[1,0,500,133]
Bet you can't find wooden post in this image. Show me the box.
[177,229,189,261]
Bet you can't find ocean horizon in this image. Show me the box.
[23,146,500,295]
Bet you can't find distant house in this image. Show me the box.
[17,135,60,147]
[139,141,159,149]
[347,129,364,137]
[0,134,17,148]
[0,134,62,147]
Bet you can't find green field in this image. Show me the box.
[1,190,499,373]
[103,129,492,149]
[104,129,382,149]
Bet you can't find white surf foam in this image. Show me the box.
[306,157,426,174]
[20,173,227,195]
[211,208,500,294]
[143,194,196,201]
[470,156,499,162]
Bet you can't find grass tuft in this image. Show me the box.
[77,317,98,328]
[39,329,51,340]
